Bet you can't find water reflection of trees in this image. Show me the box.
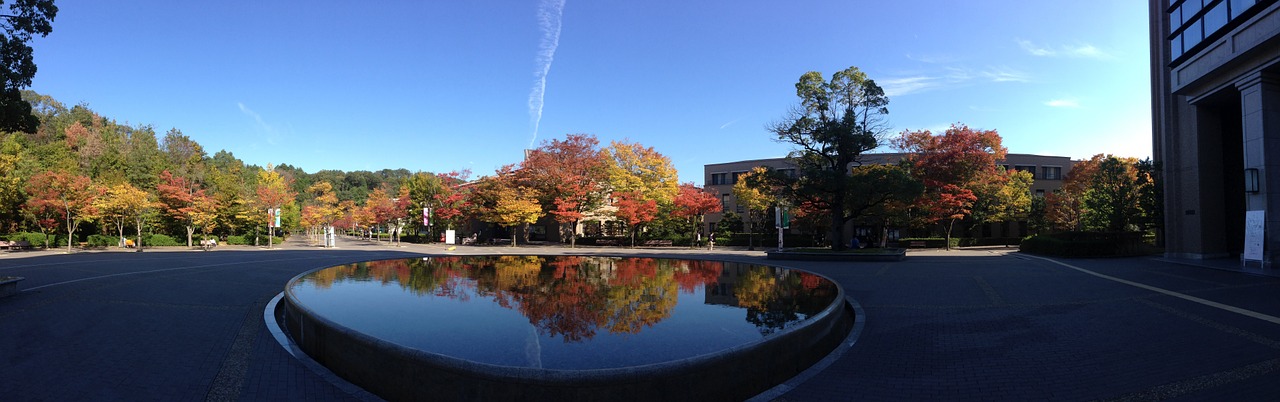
[297,257,836,341]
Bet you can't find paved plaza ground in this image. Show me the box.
[2,236,1280,401]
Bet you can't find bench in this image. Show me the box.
[199,239,218,251]
[908,241,926,248]
[1,240,33,251]
[641,240,674,247]
[595,239,621,246]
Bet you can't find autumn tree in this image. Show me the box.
[307,181,342,247]
[157,170,217,247]
[770,66,889,250]
[254,165,296,247]
[467,173,544,247]
[733,167,777,250]
[671,183,722,248]
[93,182,155,248]
[517,133,608,247]
[895,123,1007,249]
[613,191,657,247]
[24,170,96,253]
[969,168,1034,230]
[1,0,58,133]
[604,140,679,206]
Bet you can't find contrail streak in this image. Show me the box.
[528,0,565,149]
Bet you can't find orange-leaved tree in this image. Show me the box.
[612,191,657,247]
[672,183,722,248]
[25,171,98,253]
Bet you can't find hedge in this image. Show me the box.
[226,235,251,245]
[1019,232,1148,257]
[86,234,116,248]
[5,232,64,247]
[143,234,183,247]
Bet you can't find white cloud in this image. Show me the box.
[237,102,281,145]
[1016,39,1054,56]
[527,0,566,148]
[1045,98,1080,108]
[880,76,941,97]
[1017,38,1111,59]
[981,67,1031,83]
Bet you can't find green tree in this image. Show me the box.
[1,0,58,133]
[1082,156,1143,232]
[770,66,889,250]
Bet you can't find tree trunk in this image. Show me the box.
[879,218,889,248]
[117,221,126,249]
[186,225,195,247]
[136,218,144,252]
[569,220,578,248]
[944,218,956,250]
[510,230,517,247]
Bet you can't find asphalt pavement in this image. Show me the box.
[2,237,1280,401]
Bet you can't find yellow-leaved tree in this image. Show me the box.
[93,182,156,248]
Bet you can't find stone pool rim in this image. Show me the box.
[277,255,855,401]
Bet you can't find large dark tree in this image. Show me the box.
[1,0,57,133]
[769,66,890,250]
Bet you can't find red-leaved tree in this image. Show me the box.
[895,123,1007,249]
[24,171,98,253]
[671,183,722,248]
[612,191,657,247]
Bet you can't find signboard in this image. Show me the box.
[1244,210,1265,262]
[274,208,282,228]
[267,208,275,228]
[423,207,431,226]
[445,229,456,245]
[775,206,790,229]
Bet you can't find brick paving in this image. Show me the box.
[3,240,1280,401]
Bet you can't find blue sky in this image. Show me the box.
[29,1,1151,185]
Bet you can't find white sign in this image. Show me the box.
[445,230,456,245]
[1244,210,1265,262]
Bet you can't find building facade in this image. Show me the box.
[1151,0,1280,263]
[703,153,1074,242]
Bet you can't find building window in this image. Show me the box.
[1169,0,1262,64]
[722,194,730,210]
[1036,189,1046,197]
[1041,166,1062,180]
[710,172,729,185]
[778,168,796,178]
[1014,165,1036,179]
[731,171,748,184]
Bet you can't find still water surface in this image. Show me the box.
[288,256,838,370]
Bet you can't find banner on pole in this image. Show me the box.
[424,207,431,227]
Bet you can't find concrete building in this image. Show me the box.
[703,153,1074,242]
[1150,0,1280,263]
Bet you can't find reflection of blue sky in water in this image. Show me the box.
[290,256,839,370]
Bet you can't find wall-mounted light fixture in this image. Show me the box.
[1245,168,1261,193]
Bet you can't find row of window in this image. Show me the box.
[709,169,798,185]
[999,165,1063,180]
[1168,0,1265,61]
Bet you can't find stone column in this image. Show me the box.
[1236,71,1280,265]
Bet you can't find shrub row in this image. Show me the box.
[1019,231,1148,257]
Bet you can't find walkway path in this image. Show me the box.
[2,238,1279,400]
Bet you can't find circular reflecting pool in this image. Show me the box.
[279,255,853,401]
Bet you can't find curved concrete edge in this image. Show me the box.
[767,249,906,262]
[747,295,866,401]
[0,276,23,298]
[277,257,856,402]
[264,292,383,402]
